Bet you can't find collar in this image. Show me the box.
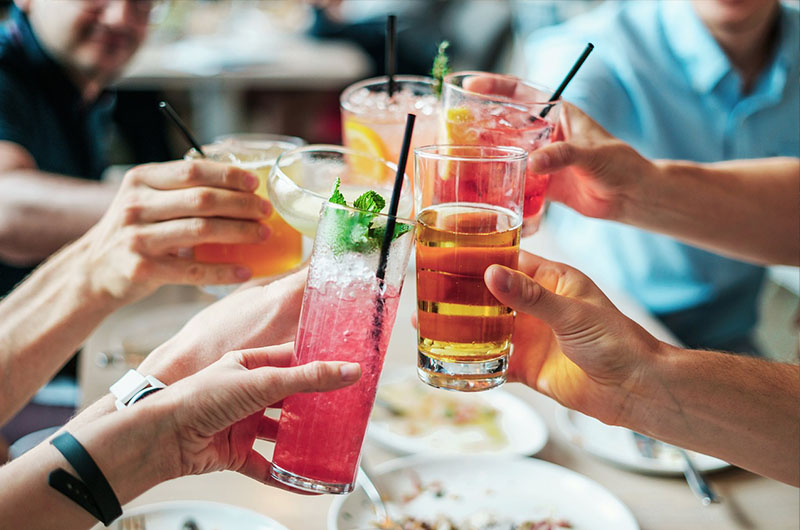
[7,5,92,108]
[659,0,731,94]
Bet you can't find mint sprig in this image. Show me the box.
[431,41,451,99]
[325,178,412,254]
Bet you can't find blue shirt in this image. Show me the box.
[525,1,799,349]
[0,5,114,297]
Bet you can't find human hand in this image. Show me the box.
[533,102,656,220]
[484,251,665,426]
[80,160,270,303]
[150,343,360,488]
[138,269,306,385]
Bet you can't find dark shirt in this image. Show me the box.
[0,5,114,297]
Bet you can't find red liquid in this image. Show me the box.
[271,281,401,486]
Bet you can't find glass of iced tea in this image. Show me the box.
[414,145,527,392]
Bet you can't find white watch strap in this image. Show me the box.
[109,369,166,410]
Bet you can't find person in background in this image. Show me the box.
[524,0,799,355]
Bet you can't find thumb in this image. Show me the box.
[529,141,591,174]
[248,361,362,406]
[485,265,581,332]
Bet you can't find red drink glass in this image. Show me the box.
[441,72,561,236]
[270,201,415,494]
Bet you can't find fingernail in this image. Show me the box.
[235,267,252,280]
[259,225,270,240]
[245,173,259,190]
[493,267,513,293]
[260,199,272,214]
[339,363,361,382]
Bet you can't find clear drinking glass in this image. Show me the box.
[340,75,440,182]
[442,72,561,236]
[415,145,527,392]
[267,145,414,238]
[270,201,415,494]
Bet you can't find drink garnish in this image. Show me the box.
[431,41,451,98]
[326,178,411,254]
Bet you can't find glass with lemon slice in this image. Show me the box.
[340,75,439,182]
[442,72,561,236]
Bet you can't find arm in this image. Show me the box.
[0,160,270,425]
[538,103,800,265]
[484,251,800,485]
[0,141,117,265]
[0,346,360,530]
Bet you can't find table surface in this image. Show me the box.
[82,230,800,530]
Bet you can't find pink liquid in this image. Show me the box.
[271,281,401,486]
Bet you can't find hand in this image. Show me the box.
[80,160,271,303]
[152,343,361,489]
[484,251,664,426]
[138,269,306,384]
[533,102,656,220]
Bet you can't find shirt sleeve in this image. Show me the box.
[0,71,36,154]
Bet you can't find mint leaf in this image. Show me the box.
[369,221,413,244]
[353,190,385,214]
[431,41,451,99]
[329,177,347,205]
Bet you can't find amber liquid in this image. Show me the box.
[195,165,303,277]
[416,203,520,366]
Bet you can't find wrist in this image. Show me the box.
[615,157,667,225]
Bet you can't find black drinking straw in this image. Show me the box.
[376,113,415,281]
[539,42,594,119]
[158,100,206,157]
[386,14,397,98]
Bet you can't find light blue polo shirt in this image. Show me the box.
[525,1,799,350]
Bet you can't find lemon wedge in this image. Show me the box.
[343,119,390,184]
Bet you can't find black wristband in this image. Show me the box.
[49,432,123,526]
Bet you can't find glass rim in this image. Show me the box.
[272,144,414,223]
[340,74,435,112]
[212,133,307,149]
[443,71,559,108]
[414,144,529,162]
[321,198,415,225]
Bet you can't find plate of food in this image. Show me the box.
[329,455,639,530]
[556,407,730,475]
[367,376,548,456]
[109,501,289,530]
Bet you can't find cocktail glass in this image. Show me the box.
[267,145,413,238]
[270,201,415,494]
[185,136,305,279]
[414,145,527,391]
[340,75,439,181]
[442,72,561,236]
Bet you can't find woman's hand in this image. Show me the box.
[154,343,361,488]
[484,251,666,427]
[138,269,306,385]
[80,160,271,304]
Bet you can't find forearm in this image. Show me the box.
[0,398,175,529]
[0,169,116,265]
[0,237,124,425]
[631,344,800,485]
[620,157,799,265]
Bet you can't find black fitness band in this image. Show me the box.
[48,432,122,526]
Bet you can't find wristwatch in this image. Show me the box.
[109,369,166,410]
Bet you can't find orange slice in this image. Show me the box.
[343,119,389,184]
[444,107,478,145]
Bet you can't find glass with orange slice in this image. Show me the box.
[340,75,440,182]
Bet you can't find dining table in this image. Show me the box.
[81,227,800,530]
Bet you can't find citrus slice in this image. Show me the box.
[444,107,478,145]
[343,119,389,184]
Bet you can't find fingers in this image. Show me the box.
[127,160,259,192]
[257,361,362,400]
[145,257,253,285]
[238,449,320,496]
[529,141,586,174]
[235,344,295,370]
[135,187,270,224]
[516,251,613,305]
[462,74,517,97]
[133,217,267,254]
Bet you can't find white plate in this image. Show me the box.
[329,455,639,530]
[367,376,548,457]
[111,501,289,530]
[556,407,730,476]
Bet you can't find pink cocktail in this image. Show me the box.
[270,200,415,494]
[441,72,561,236]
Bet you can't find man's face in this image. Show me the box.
[691,0,779,33]
[19,0,151,84]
